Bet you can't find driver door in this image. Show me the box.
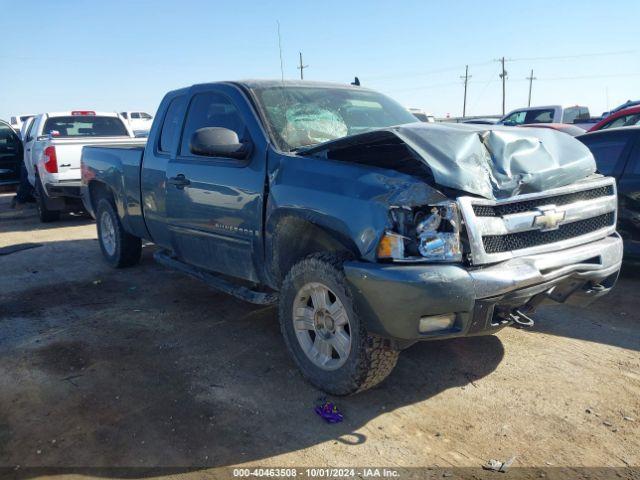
[164,86,266,283]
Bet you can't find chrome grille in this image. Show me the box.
[472,185,615,217]
[482,212,615,254]
[458,177,618,265]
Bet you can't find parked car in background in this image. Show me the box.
[23,111,145,222]
[461,118,499,125]
[577,127,640,260]
[81,80,621,395]
[601,99,640,118]
[588,106,640,132]
[10,114,34,137]
[499,105,596,130]
[120,111,153,135]
[519,123,585,137]
[408,108,435,123]
[0,119,23,186]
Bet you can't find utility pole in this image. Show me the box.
[460,65,471,118]
[297,52,308,80]
[499,57,508,115]
[526,69,537,107]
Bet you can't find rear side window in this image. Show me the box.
[502,109,554,125]
[180,92,245,156]
[602,113,640,130]
[563,107,589,124]
[42,116,128,138]
[524,109,554,124]
[579,132,632,175]
[24,119,35,141]
[159,96,186,153]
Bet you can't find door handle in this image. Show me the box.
[168,174,190,188]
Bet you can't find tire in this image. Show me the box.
[96,198,142,268]
[279,253,399,395]
[35,179,60,223]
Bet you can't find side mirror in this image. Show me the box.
[189,127,251,159]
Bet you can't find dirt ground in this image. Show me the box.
[0,192,639,478]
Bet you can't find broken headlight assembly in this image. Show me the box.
[377,202,463,262]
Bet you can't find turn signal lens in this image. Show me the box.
[377,232,406,260]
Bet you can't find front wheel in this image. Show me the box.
[96,198,142,268]
[279,253,399,395]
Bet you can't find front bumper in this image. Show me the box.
[344,234,623,344]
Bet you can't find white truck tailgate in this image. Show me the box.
[47,137,146,182]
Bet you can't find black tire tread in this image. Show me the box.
[96,198,141,268]
[280,252,399,395]
[35,179,60,223]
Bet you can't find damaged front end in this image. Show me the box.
[299,122,622,343]
[378,202,462,263]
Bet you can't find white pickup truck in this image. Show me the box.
[23,111,146,222]
[119,111,153,136]
[499,105,596,130]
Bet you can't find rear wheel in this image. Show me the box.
[35,179,60,223]
[279,253,399,395]
[96,198,142,268]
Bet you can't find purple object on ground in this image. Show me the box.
[315,399,344,423]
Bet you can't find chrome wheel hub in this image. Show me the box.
[292,282,352,370]
[100,211,116,256]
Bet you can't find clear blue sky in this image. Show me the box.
[1,0,638,120]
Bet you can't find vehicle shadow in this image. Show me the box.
[0,238,505,477]
[528,271,640,352]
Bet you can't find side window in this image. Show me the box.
[120,112,128,119]
[180,91,245,157]
[25,119,35,141]
[525,109,554,124]
[502,111,526,125]
[579,132,631,175]
[141,113,152,120]
[602,116,629,130]
[131,112,141,119]
[159,96,186,153]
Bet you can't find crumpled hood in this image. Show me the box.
[391,122,596,200]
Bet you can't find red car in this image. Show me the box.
[588,105,640,132]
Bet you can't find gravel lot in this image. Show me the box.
[0,192,638,478]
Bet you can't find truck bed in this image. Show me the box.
[81,144,148,237]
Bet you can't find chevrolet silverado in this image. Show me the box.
[81,80,623,395]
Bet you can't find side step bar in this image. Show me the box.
[154,250,278,305]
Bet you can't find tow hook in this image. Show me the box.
[510,309,535,328]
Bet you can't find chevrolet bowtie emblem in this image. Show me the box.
[533,206,566,231]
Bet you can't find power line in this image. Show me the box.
[364,60,494,81]
[510,49,637,62]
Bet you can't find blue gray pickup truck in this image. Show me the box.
[81,80,623,394]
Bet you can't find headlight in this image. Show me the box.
[415,202,462,262]
[378,201,462,262]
